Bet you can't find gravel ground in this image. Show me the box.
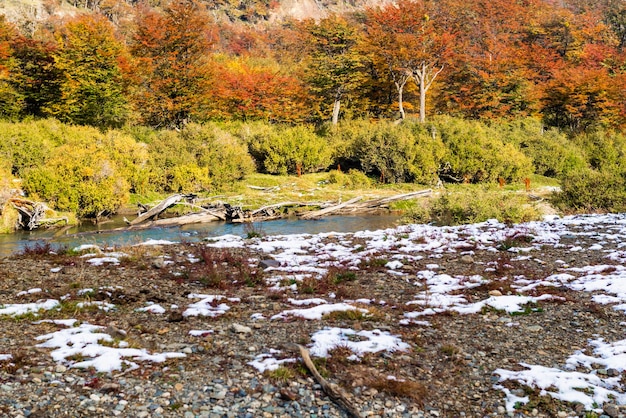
[1,218,626,418]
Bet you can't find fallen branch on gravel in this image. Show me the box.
[295,344,362,418]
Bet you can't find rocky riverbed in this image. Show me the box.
[2,214,626,417]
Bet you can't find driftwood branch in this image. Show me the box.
[247,185,280,192]
[129,194,199,226]
[296,344,362,418]
[299,196,363,220]
[250,202,311,216]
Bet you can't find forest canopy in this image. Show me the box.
[0,0,625,130]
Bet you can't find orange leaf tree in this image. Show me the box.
[364,0,453,122]
[130,0,216,128]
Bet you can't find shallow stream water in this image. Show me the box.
[0,214,402,257]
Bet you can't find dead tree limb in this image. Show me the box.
[296,344,362,418]
[129,194,187,226]
[299,196,363,220]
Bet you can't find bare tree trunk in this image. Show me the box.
[395,79,408,120]
[419,73,426,123]
[332,99,341,125]
[412,63,444,123]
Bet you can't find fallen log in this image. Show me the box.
[247,185,280,192]
[129,194,189,226]
[299,196,363,220]
[129,211,223,228]
[295,344,362,418]
[352,189,432,209]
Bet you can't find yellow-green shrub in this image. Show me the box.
[239,123,332,175]
[554,168,626,213]
[23,142,130,217]
[497,118,585,177]
[326,169,372,189]
[325,119,446,185]
[138,123,255,193]
[406,186,542,226]
[429,116,533,182]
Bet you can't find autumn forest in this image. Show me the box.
[1,0,626,227]
[0,0,624,129]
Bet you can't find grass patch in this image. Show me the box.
[180,246,264,289]
[367,376,427,403]
[266,366,296,383]
[405,185,542,226]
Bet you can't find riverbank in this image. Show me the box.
[1,214,626,417]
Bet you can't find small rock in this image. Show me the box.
[607,368,620,377]
[527,325,543,332]
[104,323,127,340]
[167,311,184,323]
[603,403,620,417]
[460,255,474,264]
[100,383,120,394]
[55,365,67,373]
[279,388,299,401]
[488,290,503,297]
[259,259,280,269]
[231,324,252,334]
[152,257,165,269]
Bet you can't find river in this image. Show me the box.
[0,214,403,257]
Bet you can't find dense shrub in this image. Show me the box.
[238,123,332,175]
[407,186,542,226]
[554,168,626,213]
[428,116,532,183]
[496,118,585,177]
[0,119,65,177]
[572,130,626,171]
[138,123,255,193]
[23,142,130,217]
[325,119,445,185]
[18,124,149,217]
[326,169,372,189]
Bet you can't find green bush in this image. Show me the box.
[325,119,446,185]
[23,142,130,218]
[138,123,255,193]
[496,118,585,177]
[406,186,542,226]
[0,119,66,177]
[429,116,533,183]
[572,130,626,172]
[553,168,626,213]
[239,123,332,175]
[326,169,372,189]
[16,123,149,217]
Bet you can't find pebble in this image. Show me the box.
[231,323,252,334]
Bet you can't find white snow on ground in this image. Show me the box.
[248,349,297,372]
[309,327,410,359]
[35,321,185,373]
[133,239,177,246]
[0,354,12,361]
[135,302,166,314]
[12,213,626,410]
[271,302,368,320]
[76,301,116,312]
[189,330,213,337]
[0,299,60,316]
[183,294,240,317]
[16,288,42,296]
